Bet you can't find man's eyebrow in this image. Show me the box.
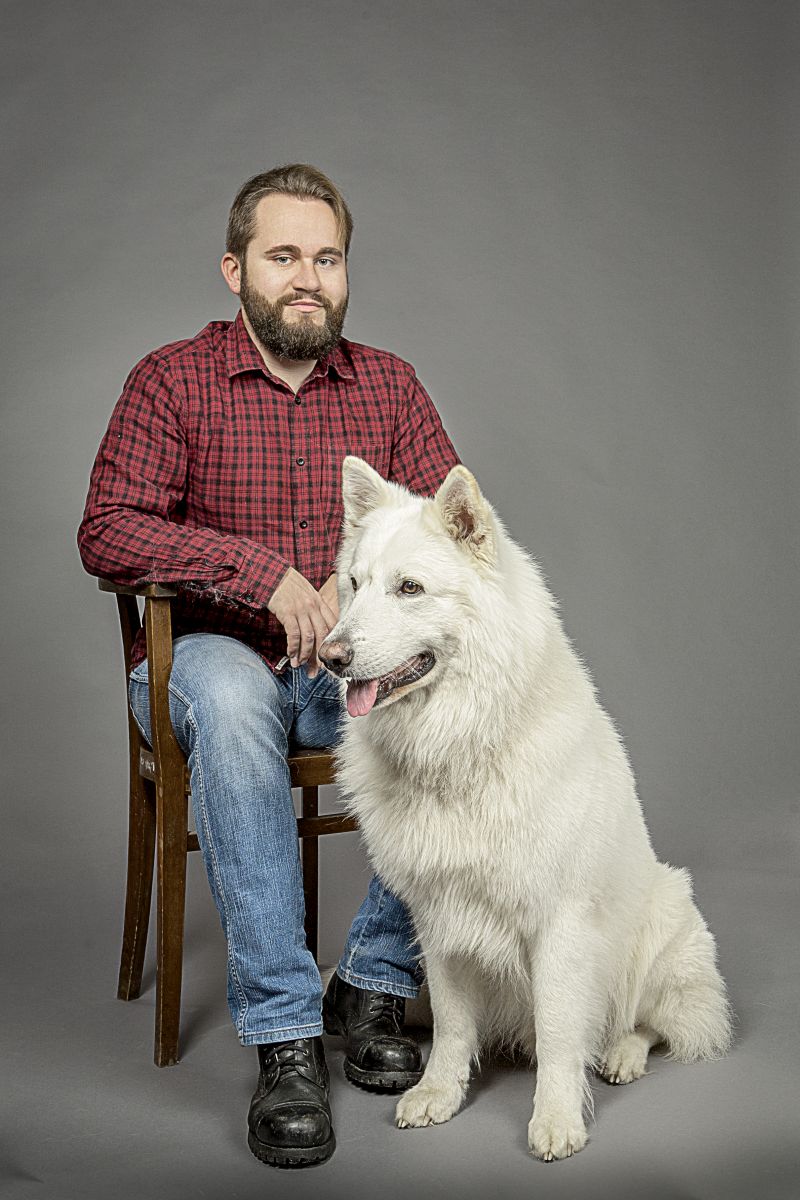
[264,244,344,259]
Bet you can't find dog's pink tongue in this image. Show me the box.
[346,679,379,717]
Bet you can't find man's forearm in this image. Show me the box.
[77,503,291,612]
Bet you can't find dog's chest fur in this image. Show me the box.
[337,729,555,973]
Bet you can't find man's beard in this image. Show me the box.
[239,268,348,362]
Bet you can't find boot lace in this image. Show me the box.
[366,992,403,1027]
[267,1041,313,1079]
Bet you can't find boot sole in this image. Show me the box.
[342,1057,423,1092]
[323,1004,423,1093]
[247,1129,336,1168]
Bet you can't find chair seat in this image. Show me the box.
[139,747,188,792]
[138,745,340,791]
[137,745,356,848]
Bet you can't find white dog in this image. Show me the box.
[320,457,733,1161]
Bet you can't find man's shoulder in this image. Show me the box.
[132,320,231,376]
[340,337,417,382]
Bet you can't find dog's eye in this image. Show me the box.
[350,576,358,592]
[399,580,423,595]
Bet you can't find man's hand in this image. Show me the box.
[267,567,338,677]
[318,572,339,625]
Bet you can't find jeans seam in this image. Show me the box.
[342,885,386,977]
[127,686,149,744]
[182,705,251,1035]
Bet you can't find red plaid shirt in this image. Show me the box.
[79,312,460,669]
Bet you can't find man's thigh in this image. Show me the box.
[128,633,290,753]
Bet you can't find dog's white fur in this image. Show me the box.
[325,458,733,1161]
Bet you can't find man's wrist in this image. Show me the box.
[235,553,292,610]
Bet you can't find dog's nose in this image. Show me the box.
[318,639,354,674]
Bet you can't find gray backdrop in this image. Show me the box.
[2,2,797,1198]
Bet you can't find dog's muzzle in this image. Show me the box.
[318,643,436,717]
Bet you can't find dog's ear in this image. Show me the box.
[434,466,496,565]
[342,456,391,523]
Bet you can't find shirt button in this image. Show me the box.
[296,457,305,466]
[243,592,255,603]
[294,397,302,405]
[299,520,308,529]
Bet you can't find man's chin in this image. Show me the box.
[257,322,341,363]
[284,307,326,321]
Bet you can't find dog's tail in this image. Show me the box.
[635,864,734,1062]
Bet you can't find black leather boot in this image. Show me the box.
[322,972,423,1091]
[247,1036,335,1168]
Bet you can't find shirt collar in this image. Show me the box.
[225,310,354,382]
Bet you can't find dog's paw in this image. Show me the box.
[528,1112,588,1161]
[598,1033,649,1085]
[395,1079,464,1128]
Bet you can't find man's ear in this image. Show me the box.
[342,456,392,523]
[434,465,496,565]
[220,252,242,296]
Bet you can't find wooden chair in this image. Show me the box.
[99,579,358,1067]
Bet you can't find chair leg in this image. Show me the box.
[117,773,156,1001]
[301,786,320,962]
[154,775,188,1067]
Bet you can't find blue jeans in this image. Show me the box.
[128,633,423,1046]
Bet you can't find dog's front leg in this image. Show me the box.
[528,908,600,1161]
[396,954,481,1129]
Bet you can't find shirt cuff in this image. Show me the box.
[221,544,292,611]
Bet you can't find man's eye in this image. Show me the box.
[399,580,423,595]
[316,257,334,267]
[273,255,292,265]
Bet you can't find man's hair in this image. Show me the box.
[226,163,354,261]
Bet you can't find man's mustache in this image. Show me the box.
[283,293,333,312]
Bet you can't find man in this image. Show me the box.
[78,164,459,1168]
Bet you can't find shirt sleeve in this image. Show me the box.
[77,353,290,610]
[387,369,460,497]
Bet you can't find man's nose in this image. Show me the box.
[292,258,322,292]
[318,639,354,675]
